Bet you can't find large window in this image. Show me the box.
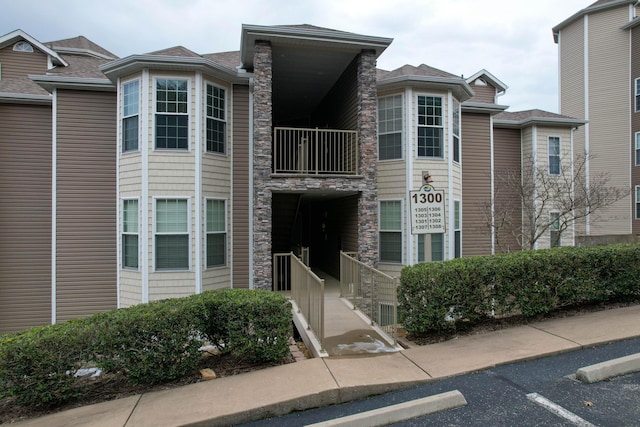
[122,80,139,152]
[636,186,640,220]
[452,99,460,163]
[417,95,443,158]
[636,78,640,112]
[378,94,403,160]
[155,199,189,270]
[454,200,461,258]
[206,199,226,268]
[418,233,444,262]
[548,137,560,175]
[380,201,402,263]
[155,79,188,150]
[636,132,640,166]
[550,211,561,247]
[206,84,226,154]
[122,199,138,269]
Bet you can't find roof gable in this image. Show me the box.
[0,29,68,67]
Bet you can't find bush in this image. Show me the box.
[0,289,292,409]
[399,243,640,337]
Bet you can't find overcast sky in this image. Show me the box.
[2,0,592,113]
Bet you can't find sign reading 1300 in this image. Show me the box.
[409,184,446,235]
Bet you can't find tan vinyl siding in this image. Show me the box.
[587,7,632,234]
[119,155,142,195]
[119,270,141,305]
[56,90,117,322]
[493,127,522,252]
[633,28,640,236]
[232,84,250,288]
[0,104,52,333]
[0,44,48,79]
[460,112,492,256]
[378,161,406,198]
[467,82,497,104]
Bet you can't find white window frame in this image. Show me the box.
[206,198,227,268]
[635,78,640,113]
[635,132,640,166]
[122,79,140,153]
[548,136,561,175]
[454,200,461,258]
[121,198,140,270]
[636,186,640,220]
[452,98,460,163]
[416,95,444,159]
[379,199,403,264]
[13,41,33,52]
[377,94,403,161]
[154,77,190,151]
[550,211,562,247]
[153,197,191,271]
[205,82,227,155]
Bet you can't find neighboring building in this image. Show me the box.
[0,25,582,333]
[553,0,640,241]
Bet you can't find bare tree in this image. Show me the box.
[484,153,628,252]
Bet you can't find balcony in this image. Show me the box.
[273,127,359,175]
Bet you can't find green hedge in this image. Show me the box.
[0,289,291,409]
[398,244,640,336]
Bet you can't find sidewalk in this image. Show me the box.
[14,304,640,427]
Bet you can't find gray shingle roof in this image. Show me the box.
[379,63,458,80]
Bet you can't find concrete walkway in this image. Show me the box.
[13,304,640,427]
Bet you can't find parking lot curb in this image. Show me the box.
[576,352,640,383]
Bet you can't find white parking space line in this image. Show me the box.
[526,393,595,427]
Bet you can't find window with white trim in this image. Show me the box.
[417,95,443,158]
[155,199,189,270]
[635,132,640,166]
[550,211,561,247]
[635,78,640,112]
[377,94,403,160]
[636,186,640,220]
[379,200,402,263]
[155,79,188,150]
[206,199,226,267]
[122,199,138,269]
[454,200,461,258]
[13,41,33,52]
[122,80,139,152]
[548,137,560,175]
[206,84,226,154]
[452,99,460,163]
[418,233,444,262]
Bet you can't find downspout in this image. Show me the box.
[116,77,121,308]
[51,88,57,324]
[141,69,150,303]
[405,88,413,264]
[195,72,202,294]
[447,91,455,259]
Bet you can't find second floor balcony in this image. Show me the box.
[273,127,359,175]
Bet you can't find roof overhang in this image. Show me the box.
[552,0,634,43]
[30,75,115,93]
[461,101,509,114]
[378,75,474,102]
[240,24,393,69]
[100,55,249,84]
[494,116,586,129]
[0,92,52,105]
[465,69,508,94]
[0,29,68,67]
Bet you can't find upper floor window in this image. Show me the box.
[13,41,33,52]
[122,199,139,269]
[379,200,402,263]
[635,78,640,112]
[378,94,403,160]
[452,99,460,163]
[548,137,560,175]
[417,95,443,158]
[122,80,139,152]
[206,84,226,154]
[155,79,188,150]
[636,132,640,166]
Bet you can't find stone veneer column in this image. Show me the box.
[357,50,379,267]
[252,41,273,290]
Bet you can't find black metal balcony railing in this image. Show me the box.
[273,127,358,175]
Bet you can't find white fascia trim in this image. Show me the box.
[248,79,255,289]
[447,90,455,260]
[195,72,203,294]
[116,77,122,308]
[490,115,495,255]
[0,29,67,66]
[141,69,150,303]
[405,88,413,264]
[51,89,57,325]
[584,14,591,235]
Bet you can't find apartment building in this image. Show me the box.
[0,25,581,333]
